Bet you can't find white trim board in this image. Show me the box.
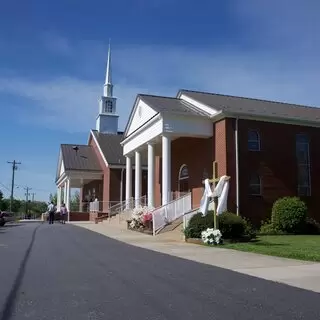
[90,130,109,168]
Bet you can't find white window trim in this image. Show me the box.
[178,164,189,181]
[249,174,262,196]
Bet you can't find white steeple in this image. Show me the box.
[96,40,119,134]
[104,40,113,97]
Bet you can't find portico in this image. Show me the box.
[121,95,213,210]
[55,144,103,221]
[56,171,103,211]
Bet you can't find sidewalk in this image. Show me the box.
[71,220,320,293]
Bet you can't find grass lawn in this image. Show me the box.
[223,235,320,262]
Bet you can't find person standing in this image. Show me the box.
[60,203,68,224]
[47,202,55,225]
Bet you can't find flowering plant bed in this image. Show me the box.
[126,206,153,234]
[201,228,223,245]
[185,228,223,246]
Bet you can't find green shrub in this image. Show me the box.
[271,197,307,234]
[218,212,246,239]
[243,218,257,240]
[184,211,255,241]
[184,212,214,239]
[259,219,286,235]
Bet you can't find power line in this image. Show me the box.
[0,182,10,192]
[14,184,52,193]
[7,160,21,212]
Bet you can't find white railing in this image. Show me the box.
[183,207,200,230]
[119,195,148,222]
[152,192,192,236]
[89,201,119,213]
[182,199,214,230]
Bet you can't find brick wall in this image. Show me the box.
[69,211,89,221]
[236,119,320,224]
[89,134,110,212]
[212,119,237,213]
[171,137,213,208]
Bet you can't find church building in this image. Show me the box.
[122,90,320,226]
[56,44,320,226]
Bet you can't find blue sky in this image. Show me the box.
[0,0,319,201]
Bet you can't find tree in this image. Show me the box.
[70,190,80,210]
[49,193,57,204]
[0,190,7,211]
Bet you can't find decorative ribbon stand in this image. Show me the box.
[199,161,230,230]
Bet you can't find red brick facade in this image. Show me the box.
[79,119,320,225]
[69,211,89,221]
[236,119,320,225]
[80,133,147,220]
[155,118,320,225]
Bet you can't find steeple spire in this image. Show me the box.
[104,39,113,97]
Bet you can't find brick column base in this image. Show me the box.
[89,212,99,222]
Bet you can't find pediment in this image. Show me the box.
[124,97,158,137]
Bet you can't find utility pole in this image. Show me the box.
[7,160,21,212]
[31,192,36,202]
[25,186,31,219]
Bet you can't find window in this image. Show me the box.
[178,164,189,193]
[249,173,261,195]
[104,100,113,113]
[179,165,189,180]
[248,130,260,151]
[296,134,311,196]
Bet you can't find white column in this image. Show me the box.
[147,143,155,208]
[57,187,62,211]
[162,135,171,205]
[66,178,71,213]
[63,181,67,205]
[125,156,132,209]
[135,151,142,207]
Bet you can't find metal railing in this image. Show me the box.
[182,200,212,230]
[118,196,148,222]
[152,192,192,236]
[89,201,120,213]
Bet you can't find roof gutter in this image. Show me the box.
[218,111,320,128]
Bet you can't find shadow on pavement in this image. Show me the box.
[0,224,40,320]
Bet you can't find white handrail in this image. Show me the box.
[152,192,192,236]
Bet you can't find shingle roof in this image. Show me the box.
[61,144,102,171]
[179,90,320,122]
[139,94,209,117]
[92,130,147,166]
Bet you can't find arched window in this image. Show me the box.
[178,164,189,193]
[249,173,262,195]
[248,130,261,151]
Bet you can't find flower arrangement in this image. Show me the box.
[201,228,223,245]
[129,206,153,230]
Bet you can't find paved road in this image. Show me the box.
[0,223,320,320]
